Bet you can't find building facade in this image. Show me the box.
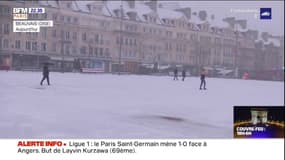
[0,0,283,79]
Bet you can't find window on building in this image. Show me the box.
[0,39,2,49]
[95,47,98,56]
[4,24,9,34]
[51,43,56,52]
[133,25,137,32]
[99,48,103,56]
[60,15,64,22]
[116,36,120,45]
[67,3,72,8]
[42,28,47,39]
[61,30,64,39]
[129,39,133,46]
[183,44,186,52]
[72,46,77,54]
[52,29,56,37]
[42,13,47,19]
[0,24,3,34]
[82,33,87,41]
[105,48,109,57]
[32,42,37,51]
[41,43,46,51]
[99,34,103,44]
[165,43,168,50]
[32,32,38,38]
[89,46,93,55]
[1,7,11,16]
[3,39,8,48]
[65,45,70,55]
[95,34,99,43]
[52,14,57,21]
[80,46,86,54]
[67,16,71,23]
[73,17,78,23]
[72,32,77,40]
[66,31,70,40]
[15,40,21,49]
[26,41,31,50]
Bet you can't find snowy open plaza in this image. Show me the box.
[0,71,284,138]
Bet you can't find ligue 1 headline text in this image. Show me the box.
[16,140,207,155]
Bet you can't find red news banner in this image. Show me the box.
[17,141,66,154]
[16,140,206,155]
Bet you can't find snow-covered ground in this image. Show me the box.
[0,71,284,138]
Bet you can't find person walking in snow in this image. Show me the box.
[173,67,178,80]
[182,69,186,81]
[200,68,207,90]
[40,64,50,85]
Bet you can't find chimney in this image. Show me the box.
[59,1,73,9]
[175,7,191,20]
[114,9,124,18]
[145,0,158,12]
[87,1,104,15]
[247,30,258,40]
[261,32,269,41]
[127,1,135,9]
[235,19,247,29]
[127,11,137,21]
[223,17,235,29]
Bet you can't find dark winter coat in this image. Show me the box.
[200,71,206,80]
[43,65,49,76]
[182,70,186,77]
[174,69,178,75]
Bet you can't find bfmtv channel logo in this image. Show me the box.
[260,8,272,20]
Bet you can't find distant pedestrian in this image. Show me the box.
[40,64,50,85]
[182,69,186,81]
[242,72,249,80]
[173,68,178,80]
[200,68,207,90]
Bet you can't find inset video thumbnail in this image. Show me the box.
[234,106,284,138]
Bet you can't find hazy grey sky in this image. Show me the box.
[174,1,284,36]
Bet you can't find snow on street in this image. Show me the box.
[0,71,284,138]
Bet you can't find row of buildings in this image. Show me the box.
[0,0,284,79]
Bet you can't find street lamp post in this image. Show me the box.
[0,36,2,67]
[234,24,239,78]
[194,40,199,75]
[197,39,202,75]
[61,39,65,73]
[60,40,71,73]
[118,3,123,75]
